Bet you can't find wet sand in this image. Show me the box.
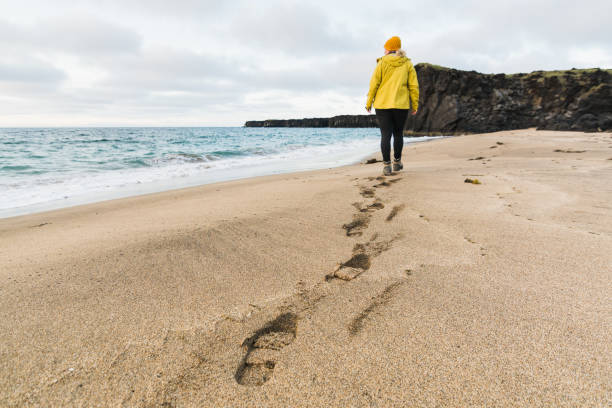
[1,129,611,406]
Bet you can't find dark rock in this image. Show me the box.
[244,118,329,127]
[245,115,377,128]
[328,115,378,127]
[404,64,612,135]
[245,65,612,134]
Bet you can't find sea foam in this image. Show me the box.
[0,127,436,218]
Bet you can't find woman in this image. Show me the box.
[366,36,419,176]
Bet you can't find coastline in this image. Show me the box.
[0,150,375,220]
[0,140,380,220]
[1,129,610,406]
[2,133,443,220]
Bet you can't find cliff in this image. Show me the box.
[244,65,612,134]
[244,115,377,128]
[405,64,612,135]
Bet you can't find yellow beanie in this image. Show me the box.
[384,36,401,51]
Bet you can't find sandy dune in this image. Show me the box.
[1,129,610,407]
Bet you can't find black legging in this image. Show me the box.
[375,108,409,162]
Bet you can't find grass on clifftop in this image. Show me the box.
[415,63,453,71]
[416,62,612,78]
[506,68,612,78]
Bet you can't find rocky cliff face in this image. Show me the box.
[245,65,612,134]
[405,64,612,135]
[244,115,377,128]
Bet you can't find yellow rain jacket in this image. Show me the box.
[366,54,419,111]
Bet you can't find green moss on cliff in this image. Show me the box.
[415,63,453,71]
[417,63,611,78]
[508,68,612,86]
[507,68,612,78]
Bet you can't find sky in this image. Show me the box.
[1,0,611,126]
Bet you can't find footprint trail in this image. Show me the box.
[235,313,298,386]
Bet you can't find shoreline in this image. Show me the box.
[0,135,440,220]
[0,152,377,220]
[1,129,610,406]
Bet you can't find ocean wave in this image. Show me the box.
[124,158,151,167]
[146,152,221,165]
[0,127,405,216]
[73,138,118,143]
[1,165,32,171]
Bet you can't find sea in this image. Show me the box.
[0,127,436,218]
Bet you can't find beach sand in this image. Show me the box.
[1,129,611,407]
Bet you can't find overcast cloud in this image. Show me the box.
[0,0,610,126]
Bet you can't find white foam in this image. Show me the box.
[0,136,438,218]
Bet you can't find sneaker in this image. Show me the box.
[383,161,392,176]
[393,159,403,172]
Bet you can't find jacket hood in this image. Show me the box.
[377,54,411,67]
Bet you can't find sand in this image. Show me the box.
[0,129,610,407]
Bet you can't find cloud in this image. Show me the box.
[0,0,610,125]
[228,2,363,56]
[0,58,66,83]
[37,16,142,55]
[405,0,612,72]
[95,47,233,91]
[0,16,141,56]
[69,0,234,19]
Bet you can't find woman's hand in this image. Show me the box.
[411,110,418,116]
[366,107,372,113]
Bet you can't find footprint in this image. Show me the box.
[360,187,375,198]
[366,201,385,211]
[235,313,298,386]
[348,281,404,335]
[374,177,401,188]
[386,204,405,221]
[353,200,385,213]
[327,236,401,282]
[343,252,371,269]
[342,214,370,237]
[554,149,586,153]
[327,253,371,281]
[29,222,51,228]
